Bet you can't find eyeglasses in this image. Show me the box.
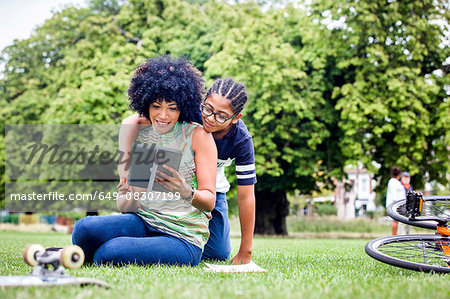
[200,104,236,124]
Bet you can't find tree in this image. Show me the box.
[309,0,450,191]
[204,4,344,234]
[0,6,96,206]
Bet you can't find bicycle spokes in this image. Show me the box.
[366,235,450,273]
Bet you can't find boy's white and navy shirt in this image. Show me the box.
[214,119,257,193]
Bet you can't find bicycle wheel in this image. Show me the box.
[387,195,450,229]
[365,234,450,273]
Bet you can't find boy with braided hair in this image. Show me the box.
[120,77,256,264]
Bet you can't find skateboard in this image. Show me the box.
[0,244,110,288]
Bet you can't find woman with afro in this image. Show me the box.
[72,56,217,266]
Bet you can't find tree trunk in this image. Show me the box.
[254,189,289,235]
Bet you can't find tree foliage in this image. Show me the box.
[205,5,343,194]
[310,0,449,190]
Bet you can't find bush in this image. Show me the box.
[287,216,391,233]
[315,203,336,216]
[0,214,19,224]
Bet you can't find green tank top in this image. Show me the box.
[135,122,211,249]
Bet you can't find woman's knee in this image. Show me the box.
[93,238,141,266]
[72,216,100,245]
[93,240,121,265]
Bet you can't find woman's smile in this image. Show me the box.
[149,100,180,134]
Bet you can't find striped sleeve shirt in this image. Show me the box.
[214,119,257,193]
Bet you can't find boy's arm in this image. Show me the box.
[116,114,150,212]
[231,184,255,265]
[118,114,150,181]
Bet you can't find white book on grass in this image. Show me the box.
[203,261,267,273]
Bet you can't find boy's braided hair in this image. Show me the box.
[205,78,248,114]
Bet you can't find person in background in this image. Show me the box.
[386,166,405,235]
[400,171,413,196]
[399,171,413,234]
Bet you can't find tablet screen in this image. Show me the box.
[152,147,183,193]
[127,143,157,188]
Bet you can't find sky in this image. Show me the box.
[0,0,87,52]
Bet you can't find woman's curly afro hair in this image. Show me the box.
[128,55,204,124]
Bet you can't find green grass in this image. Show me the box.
[286,216,392,233]
[0,231,448,299]
[229,216,428,237]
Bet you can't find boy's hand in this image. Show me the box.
[117,178,130,194]
[231,250,252,265]
[118,168,129,183]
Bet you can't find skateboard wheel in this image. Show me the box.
[23,244,45,267]
[60,245,85,269]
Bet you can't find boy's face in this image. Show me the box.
[201,93,241,133]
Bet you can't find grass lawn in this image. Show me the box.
[0,231,448,299]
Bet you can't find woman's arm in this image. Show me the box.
[150,127,216,211]
[121,124,216,212]
[190,127,217,212]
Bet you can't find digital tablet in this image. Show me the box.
[151,147,183,193]
[127,143,158,188]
